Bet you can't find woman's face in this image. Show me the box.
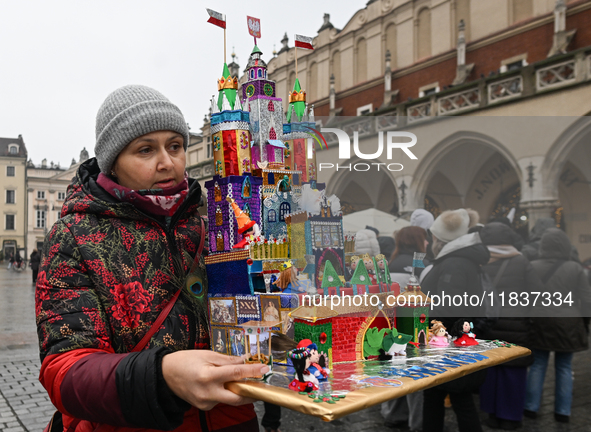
[463,321,471,333]
[112,130,186,190]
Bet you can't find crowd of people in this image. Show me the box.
[353,208,591,432]
[29,84,590,432]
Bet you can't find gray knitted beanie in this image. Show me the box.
[95,85,189,174]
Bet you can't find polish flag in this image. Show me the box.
[206,8,226,29]
[294,34,314,50]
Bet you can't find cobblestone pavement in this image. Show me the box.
[1,267,590,431]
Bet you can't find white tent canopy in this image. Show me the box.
[342,208,410,236]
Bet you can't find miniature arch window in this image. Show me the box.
[279,202,291,221]
[214,182,222,202]
[243,202,251,219]
[267,100,274,112]
[250,69,255,79]
[241,176,252,199]
[216,232,224,251]
[257,69,262,78]
[268,209,276,222]
[269,127,277,140]
[215,206,223,226]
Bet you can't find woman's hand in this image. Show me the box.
[162,350,268,411]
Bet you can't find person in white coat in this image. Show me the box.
[354,226,380,256]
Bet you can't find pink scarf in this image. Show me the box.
[97,173,189,217]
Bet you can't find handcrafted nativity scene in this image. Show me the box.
[202,45,489,389]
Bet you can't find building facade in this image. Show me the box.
[263,0,591,261]
[0,136,28,260]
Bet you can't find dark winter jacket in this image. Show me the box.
[29,251,41,271]
[35,158,257,432]
[421,232,490,333]
[388,248,430,287]
[480,223,544,365]
[529,228,591,352]
[522,218,580,262]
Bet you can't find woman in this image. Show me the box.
[388,226,430,288]
[478,222,543,430]
[420,209,490,432]
[524,228,591,424]
[36,85,264,432]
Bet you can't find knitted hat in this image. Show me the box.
[95,85,189,174]
[296,339,318,351]
[430,209,470,243]
[410,209,434,231]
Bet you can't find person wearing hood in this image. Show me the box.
[35,85,263,431]
[524,228,591,424]
[478,222,544,430]
[421,209,490,432]
[522,217,579,262]
[354,226,380,256]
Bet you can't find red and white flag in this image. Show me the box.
[294,34,314,50]
[247,16,261,38]
[206,8,226,29]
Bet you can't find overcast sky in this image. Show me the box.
[0,0,363,168]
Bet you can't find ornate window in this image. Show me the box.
[243,202,251,218]
[279,202,291,221]
[214,182,222,201]
[267,100,274,111]
[268,209,276,222]
[269,127,277,140]
[241,176,251,199]
[216,207,223,226]
[216,232,224,251]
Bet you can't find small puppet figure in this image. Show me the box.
[287,347,319,393]
[273,261,300,293]
[227,196,261,249]
[450,319,479,347]
[349,255,360,278]
[362,254,377,284]
[428,320,450,347]
[297,339,330,381]
[384,328,415,356]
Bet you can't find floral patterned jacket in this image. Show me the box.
[36,158,257,432]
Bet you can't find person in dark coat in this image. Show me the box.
[478,222,544,430]
[29,249,41,283]
[522,217,579,262]
[524,228,591,423]
[36,85,262,432]
[421,209,490,432]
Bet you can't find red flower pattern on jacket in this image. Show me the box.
[110,282,154,328]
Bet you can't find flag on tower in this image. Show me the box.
[247,16,261,38]
[294,34,314,50]
[206,8,226,29]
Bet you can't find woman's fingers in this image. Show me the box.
[208,362,270,382]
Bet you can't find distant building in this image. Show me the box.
[0,136,27,260]
[25,148,88,255]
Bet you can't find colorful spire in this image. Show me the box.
[287,78,306,122]
[217,63,237,111]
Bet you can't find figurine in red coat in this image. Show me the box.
[451,319,479,347]
[287,347,319,393]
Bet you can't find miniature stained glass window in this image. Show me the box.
[268,172,275,184]
[243,203,251,218]
[267,100,274,112]
[214,183,222,202]
[269,127,276,140]
[250,70,254,79]
[292,173,300,185]
[279,202,291,221]
[268,209,276,222]
[242,176,251,199]
[216,207,223,226]
[216,232,224,251]
[257,69,262,78]
[263,83,274,96]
